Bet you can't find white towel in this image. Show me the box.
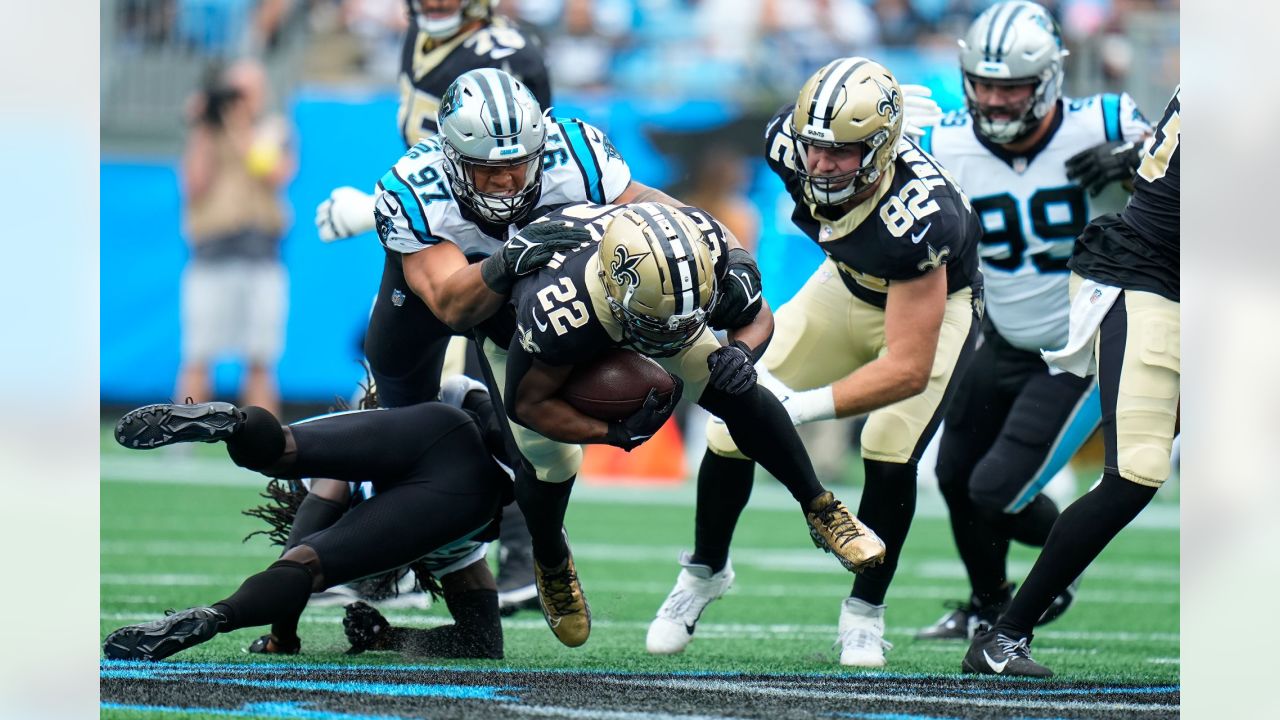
[1041,279,1121,377]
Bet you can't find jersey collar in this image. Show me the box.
[971,100,1065,173]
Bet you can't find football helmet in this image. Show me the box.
[407,0,494,40]
[790,57,905,207]
[598,203,717,358]
[438,68,546,224]
[959,1,1068,144]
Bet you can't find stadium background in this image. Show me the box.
[95,2,1184,718]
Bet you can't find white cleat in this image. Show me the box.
[836,597,892,668]
[646,552,734,655]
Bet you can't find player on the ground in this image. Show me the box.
[647,57,983,667]
[103,378,515,662]
[963,86,1179,678]
[478,201,884,648]
[912,0,1151,641]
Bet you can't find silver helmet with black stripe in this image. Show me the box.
[598,203,718,358]
[959,1,1068,144]
[790,57,904,206]
[438,68,546,223]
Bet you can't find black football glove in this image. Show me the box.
[343,601,394,655]
[480,222,591,294]
[708,248,764,330]
[706,340,757,395]
[1065,140,1142,196]
[605,376,683,451]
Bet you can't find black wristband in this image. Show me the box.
[479,253,514,295]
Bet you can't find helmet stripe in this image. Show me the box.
[472,72,507,147]
[632,204,696,317]
[495,70,521,138]
[993,3,1030,60]
[651,203,704,315]
[810,58,868,130]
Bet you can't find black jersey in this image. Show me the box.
[506,203,730,367]
[764,105,983,309]
[397,16,551,147]
[1070,87,1180,302]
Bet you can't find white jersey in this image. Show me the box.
[374,117,632,259]
[921,94,1149,352]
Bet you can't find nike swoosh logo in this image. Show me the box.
[376,195,400,216]
[532,308,548,333]
[983,649,1009,673]
[910,223,932,244]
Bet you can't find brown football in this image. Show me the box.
[560,348,676,421]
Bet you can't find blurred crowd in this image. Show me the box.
[116,0,1179,99]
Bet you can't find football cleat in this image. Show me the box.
[1037,575,1082,626]
[534,552,591,647]
[247,633,301,655]
[102,607,226,661]
[805,491,886,573]
[962,628,1054,678]
[836,597,892,667]
[916,586,1012,641]
[646,552,735,655]
[115,401,245,449]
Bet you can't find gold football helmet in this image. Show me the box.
[598,203,717,357]
[790,57,905,206]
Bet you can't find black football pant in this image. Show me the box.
[213,403,507,637]
[935,321,1097,602]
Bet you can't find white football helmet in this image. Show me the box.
[437,68,546,224]
[958,1,1068,144]
[598,203,718,358]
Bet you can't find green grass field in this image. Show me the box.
[101,427,1179,718]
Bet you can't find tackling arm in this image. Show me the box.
[401,243,508,331]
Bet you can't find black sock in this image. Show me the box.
[390,589,503,659]
[225,407,286,471]
[1009,494,1060,546]
[850,459,918,606]
[699,384,824,504]
[212,559,314,632]
[514,468,574,567]
[690,452,754,573]
[997,472,1156,637]
[938,471,1009,601]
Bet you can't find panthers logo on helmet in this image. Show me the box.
[609,245,649,288]
[438,83,461,122]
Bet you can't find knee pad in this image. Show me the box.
[1116,295,1179,487]
[860,411,916,464]
[704,415,748,460]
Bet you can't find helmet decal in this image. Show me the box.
[610,245,648,289]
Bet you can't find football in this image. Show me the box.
[560,348,676,421]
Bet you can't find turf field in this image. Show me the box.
[101,427,1179,719]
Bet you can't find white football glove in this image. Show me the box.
[316,186,377,242]
[900,84,943,140]
[755,366,836,426]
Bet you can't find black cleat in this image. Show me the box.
[247,633,301,655]
[961,628,1054,678]
[497,543,539,616]
[917,586,1011,641]
[115,402,245,449]
[102,607,226,661]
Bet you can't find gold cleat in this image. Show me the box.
[804,491,886,573]
[534,552,591,647]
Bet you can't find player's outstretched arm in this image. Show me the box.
[315,186,377,242]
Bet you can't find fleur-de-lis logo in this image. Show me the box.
[610,245,648,288]
[917,243,951,272]
[873,78,902,125]
[516,323,541,354]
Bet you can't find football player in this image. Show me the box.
[314,0,553,615]
[478,201,885,648]
[647,57,984,667]
[913,0,1151,641]
[963,86,1179,678]
[104,377,515,661]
